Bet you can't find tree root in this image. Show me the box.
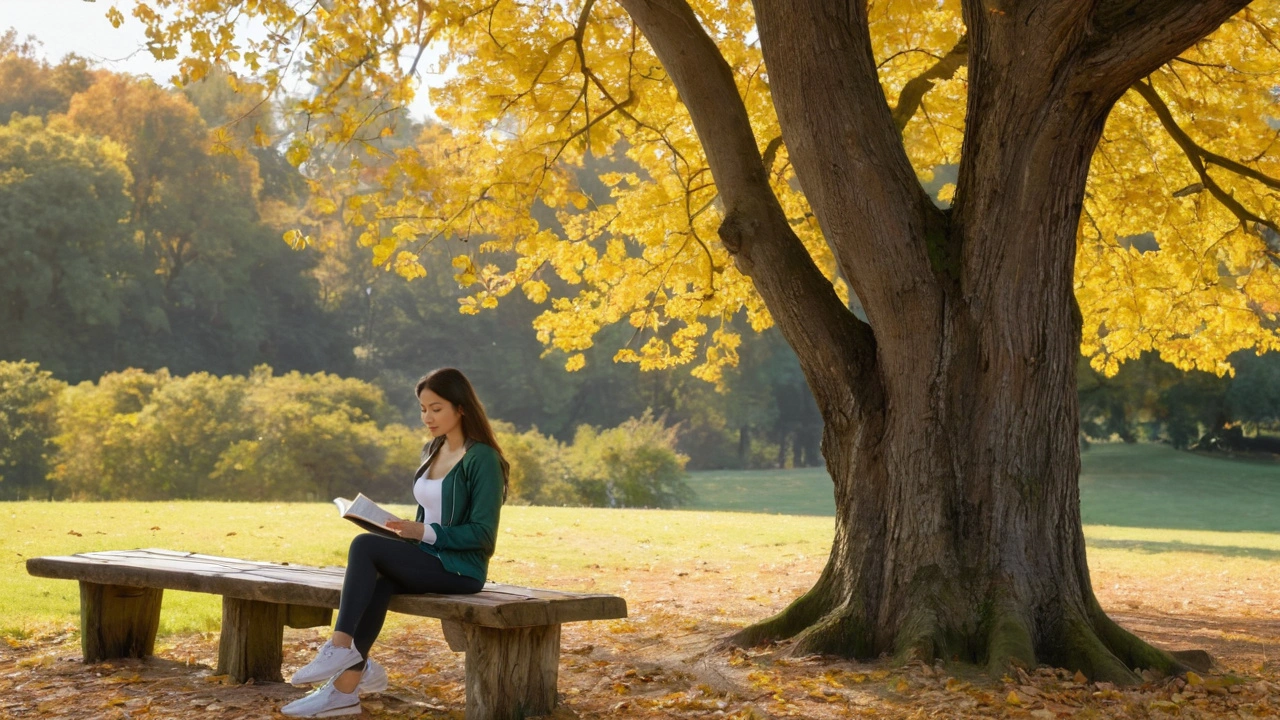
[787,601,873,657]
[727,571,837,649]
[984,601,1036,676]
[893,603,942,665]
[727,573,1192,686]
[1058,610,1141,684]
[1085,596,1186,678]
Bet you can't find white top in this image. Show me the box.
[414,474,444,525]
[413,471,446,544]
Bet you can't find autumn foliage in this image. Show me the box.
[114,0,1280,382]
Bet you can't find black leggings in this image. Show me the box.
[334,533,483,670]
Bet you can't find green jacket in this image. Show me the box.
[412,436,503,583]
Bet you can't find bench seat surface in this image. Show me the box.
[26,548,625,628]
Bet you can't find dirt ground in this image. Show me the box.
[2,555,1279,719]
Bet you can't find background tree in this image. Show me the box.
[0,36,820,468]
[1225,351,1280,432]
[125,0,1280,680]
[0,115,140,380]
[0,50,356,382]
[0,361,66,500]
[0,31,93,120]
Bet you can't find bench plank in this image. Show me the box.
[28,548,629,719]
[26,549,626,628]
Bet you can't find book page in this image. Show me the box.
[333,493,406,540]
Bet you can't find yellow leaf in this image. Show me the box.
[394,251,427,280]
[371,238,397,267]
[251,124,270,148]
[282,229,307,250]
[285,141,310,167]
[521,279,549,303]
[392,223,417,241]
[1006,691,1022,705]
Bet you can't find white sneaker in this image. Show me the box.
[289,638,364,685]
[357,658,388,694]
[280,676,362,717]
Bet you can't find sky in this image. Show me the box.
[2,0,441,120]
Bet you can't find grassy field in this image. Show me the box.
[0,503,836,641]
[685,442,1280,531]
[3,443,1278,644]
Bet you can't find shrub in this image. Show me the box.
[0,361,66,499]
[47,365,421,501]
[564,408,694,509]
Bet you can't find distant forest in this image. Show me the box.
[1,32,1276,493]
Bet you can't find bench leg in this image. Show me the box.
[79,581,163,662]
[462,623,560,720]
[217,597,285,683]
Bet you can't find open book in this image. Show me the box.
[333,493,413,542]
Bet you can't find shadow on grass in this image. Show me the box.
[1086,538,1280,561]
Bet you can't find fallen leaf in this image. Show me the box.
[1007,690,1022,705]
[67,530,81,537]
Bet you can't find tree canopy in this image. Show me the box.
[119,0,1280,382]
[0,49,357,381]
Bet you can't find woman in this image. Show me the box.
[281,367,510,718]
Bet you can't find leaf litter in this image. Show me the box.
[1,555,1278,718]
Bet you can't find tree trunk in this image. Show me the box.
[729,301,1179,682]
[617,0,1250,684]
[729,19,1178,684]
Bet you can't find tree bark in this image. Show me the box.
[617,0,1252,682]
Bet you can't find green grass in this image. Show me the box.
[1,502,833,641]
[1077,444,1280,532]
[686,443,1280,532]
[685,467,834,516]
[4,444,1277,642]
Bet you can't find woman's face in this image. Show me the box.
[419,388,463,438]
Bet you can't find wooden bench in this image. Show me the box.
[26,548,627,720]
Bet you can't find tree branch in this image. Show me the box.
[615,0,879,423]
[1133,80,1280,192]
[761,135,784,173]
[1131,79,1280,234]
[891,34,969,133]
[1080,0,1253,101]
[750,0,945,343]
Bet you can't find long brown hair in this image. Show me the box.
[416,367,511,502]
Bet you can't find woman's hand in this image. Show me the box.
[386,520,425,541]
